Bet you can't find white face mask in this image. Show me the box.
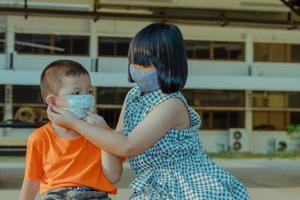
[66,95,95,119]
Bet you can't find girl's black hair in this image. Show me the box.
[128,23,188,94]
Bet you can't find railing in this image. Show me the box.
[0,120,47,156]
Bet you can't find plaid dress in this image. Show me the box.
[123,87,250,200]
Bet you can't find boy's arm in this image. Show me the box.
[20,131,43,200]
[101,149,123,184]
[19,179,39,200]
[101,102,125,183]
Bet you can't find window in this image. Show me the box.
[13,86,43,104]
[183,90,245,107]
[253,111,268,130]
[0,33,5,53]
[0,85,4,103]
[15,34,51,54]
[253,111,286,130]
[97,108,121,128]
[0,107,3,122]
[291,45,300,63]
[212,112,228,129]
[198,111,210,130]
[9,86,47,123]
[289,93,300,108]
[268,93,286,108]
[290,112,300,125]
[183,89,245,130]
[185,41,245,61]
[54,35,89,55]
[0,85,4,121]
[198,111,244,130]
[253,92,300,108]
[252,92,268,107]
[254,43,300,63]
[96,87,130,128]
[213,42,244,60]
[97,88,130,105]
[185,41,210,59]
[98,37,131,57]
[15,33,89,55]
[252,91,300,130]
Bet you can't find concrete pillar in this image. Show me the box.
[90,20,98,72]
[245,33,254,76]
[245,90,253,131]
[90,20,98,111]
[3,16,14,136]
[5,16,14,69]
[3,85,13,136]
[245,33,254,151]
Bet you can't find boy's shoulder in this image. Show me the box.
[27,123,50,143]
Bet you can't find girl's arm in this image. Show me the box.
[48,98,189,157]
[19,179,39,200]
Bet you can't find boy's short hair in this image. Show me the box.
[128,23,188,94]
[40,59,89,102]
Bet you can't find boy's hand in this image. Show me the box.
[83,110,109,129]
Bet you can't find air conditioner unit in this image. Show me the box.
[229,129,250,152]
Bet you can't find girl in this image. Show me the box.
[48,23,250,200]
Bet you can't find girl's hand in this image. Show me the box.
[83,110,109,129]
[47,104,79,129]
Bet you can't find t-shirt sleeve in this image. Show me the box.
[24,133,43,180]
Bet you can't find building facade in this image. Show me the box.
[0,0,300,153]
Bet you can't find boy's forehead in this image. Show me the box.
[63,74,91,82]
[61,75,91,87]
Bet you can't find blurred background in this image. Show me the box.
[0,0,300,199]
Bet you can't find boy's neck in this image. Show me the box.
[51,122,81,140]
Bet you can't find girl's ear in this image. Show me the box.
[45,95,56,106]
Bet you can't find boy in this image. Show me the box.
[19,60,123,200]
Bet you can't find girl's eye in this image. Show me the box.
[72,92,80,95]
[88,90,93,94]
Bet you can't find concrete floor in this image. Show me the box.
[1,159,300,200]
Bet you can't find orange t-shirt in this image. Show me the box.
[24,122,120,195]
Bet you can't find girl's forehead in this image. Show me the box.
[132,64,156,71]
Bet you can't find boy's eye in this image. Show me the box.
[72,92,81,95]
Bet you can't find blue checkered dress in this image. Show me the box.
[123,87,250,200]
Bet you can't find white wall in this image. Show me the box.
[201,130,229,153]
[200,130,294,154]
[250,131,291,153]
[14,55,92,71]
[11,16,90,35]
[0,128,34,138]
[253,62,300,77]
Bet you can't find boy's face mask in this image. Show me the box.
[129,64,160,92]
[57,95,95,119]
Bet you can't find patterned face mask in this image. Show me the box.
[66,95,95,119]
[129,64,160,92]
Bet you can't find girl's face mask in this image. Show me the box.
[56,95,95,119]
[129,64,160,92]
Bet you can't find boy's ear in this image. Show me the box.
[45,95,56,106]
